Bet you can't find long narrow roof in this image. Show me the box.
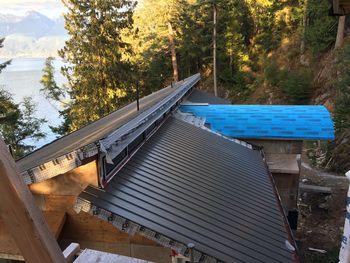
[180,105,334,140]
[77,117,298,263]
[17,74,200,184]
[17,84,180,172]
[186,89,230,104]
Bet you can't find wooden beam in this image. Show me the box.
[0,138,65,263]
[299,184,332,194]
[334,0,341,14]
[0,211,66,260]
[333,0,350,15]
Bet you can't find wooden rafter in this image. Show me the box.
[0,138,65,263]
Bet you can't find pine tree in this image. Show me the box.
[0,37,46,158]
[0,38,11,74]
[0,90,47,158]
[40,57,71,136]
[40,57,65,103]
[59,0,136,131]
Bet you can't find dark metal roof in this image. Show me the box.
[16,74,200,184]
[17,85,177,172]
[186,89,230,104]
[78,117,297,263]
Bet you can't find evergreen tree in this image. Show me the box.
[59,0,136,131]
[0,90,47,158]
[40,57,71,136]
[0,37,46,158]
[40,57,65,103]
[0,38,11,74]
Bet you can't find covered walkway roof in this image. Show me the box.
[180,105,335,140]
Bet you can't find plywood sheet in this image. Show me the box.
[74,249,154,263]
[266,154,300,174]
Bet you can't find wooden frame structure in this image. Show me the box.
[333,0,350,15]
[0,139,66,263]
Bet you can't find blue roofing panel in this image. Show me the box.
[180,105,335,140]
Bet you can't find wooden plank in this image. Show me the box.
[29,160,99,196]
[265,154,300,174]
[299,184,332,194]
[63,243,80,263]
[333,0,350,15]
[35,195,77,212]
[60,239,132,257]
[334,0,341,14]
[0,211,66,260]
[245,139,303,154]
[0,138,65,263]
[60,211,157,246]
[74,249,154,263]
[272,173,300,212]
[131,245,171,263]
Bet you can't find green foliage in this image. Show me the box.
[304,0,337,55]
[264,58,313,104]
[49,0,338,133]
[40,57,65,102]
[334,43,350,134]
[40,57,71,136]
[0,38,11,73]
[59,0,136,131]
[0,90,46,158]
[279,68,313,104]
[0,37,46,158]
[264,59,281,86]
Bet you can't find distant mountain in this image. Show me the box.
[0,11,67,58]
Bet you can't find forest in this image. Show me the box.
[0,0,349,173]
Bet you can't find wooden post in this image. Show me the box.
[0,138,65,263]
[136,81,140,112]
[213,3,218,97]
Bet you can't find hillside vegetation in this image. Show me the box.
[1,0,349,171]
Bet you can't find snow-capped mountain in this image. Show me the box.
[0,11,67,58]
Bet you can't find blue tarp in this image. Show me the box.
[180,105,335,140]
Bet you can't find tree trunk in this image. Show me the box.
[300,0,307,55]
[167,22,178,82]
[300,0,309,66]
[335,16,346,49]
[213,4,218,97]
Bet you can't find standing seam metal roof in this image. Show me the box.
[78,117,297,263]
[186,89,231,104]
[17,81,186,172]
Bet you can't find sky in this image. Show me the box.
[0,0,67,18]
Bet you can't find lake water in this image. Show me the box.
[0,58,65,148]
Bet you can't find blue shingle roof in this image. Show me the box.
[180,105,335,140]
